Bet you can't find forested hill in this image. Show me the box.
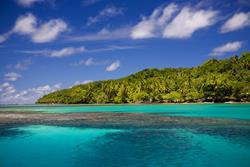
[37,52,250,104]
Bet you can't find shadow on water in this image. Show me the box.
[0,125,30,139]
[72,126,250,167]
[72,128,199,167]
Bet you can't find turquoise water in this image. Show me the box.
[0,104,250,167]
[1,104,250,120]
[0,125,250,167]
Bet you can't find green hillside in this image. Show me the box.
[37,52,250,104]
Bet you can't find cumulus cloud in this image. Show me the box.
[21,46,85,58]
[163,7,218,39]
[13,13,37,34]
[0,13,68,43]
[31,19,68,43]
[4,72,22,81]
[0,83,61,104]
[131,3,178,39]
[106,60,120,72]
[210,41,243,56]
[131,3,218,39]
[86,5,124,26]
[220,12,250,33]
[16,0,43,7]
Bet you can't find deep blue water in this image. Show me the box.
[0,104,250,167]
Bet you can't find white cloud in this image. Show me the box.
[10,59,32,70]
[0,13,68,43]
[106,60,120,72]
[20,46,85,58]
[21,45,134,58]
[220,12,250,33]
[131,4,218,39]
[16,0,43,7]
[0,83,61,104]
[0,82,10,90]
[158,3,179,26]
[163,7,218,39]
[131,17,157,39]
[72,58,95,66]
[71,80,93,87]
[0,32,12,43]
[72,81,81,86]
[47,46,85,58]
[13,13,37,34]
[0,82,16,95]
[67,27,131,42]
[87,45,137,52]
[131,3,178,39]
[83,80,93,84]
[84,58,95,66]
[0,35,7,43]
[86,6,124,26]
[71,57,109,66]
[31,19,68,43]
[4,72,22,81]
[210,41,243,56]
[14,59,31,70]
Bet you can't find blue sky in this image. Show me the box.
[0,0,250,104]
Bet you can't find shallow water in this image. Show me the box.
[0,104,250,167]
[0,125,250,167]
[0,104,250,120]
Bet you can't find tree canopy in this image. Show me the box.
[37,52,250,104]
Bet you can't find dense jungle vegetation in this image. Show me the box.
[37,52,250,104]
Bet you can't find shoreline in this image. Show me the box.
[1,102,250,106]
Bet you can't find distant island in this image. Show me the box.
[37,52,250,104]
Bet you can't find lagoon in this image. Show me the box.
[1,103,250,120]
[0,104,250,167]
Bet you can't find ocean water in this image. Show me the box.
[0,103,250,120]
[0,104,250,167]
[0,125,250,167]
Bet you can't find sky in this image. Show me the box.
[0,0,250,104]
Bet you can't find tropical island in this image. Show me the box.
[37,52,250,104]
